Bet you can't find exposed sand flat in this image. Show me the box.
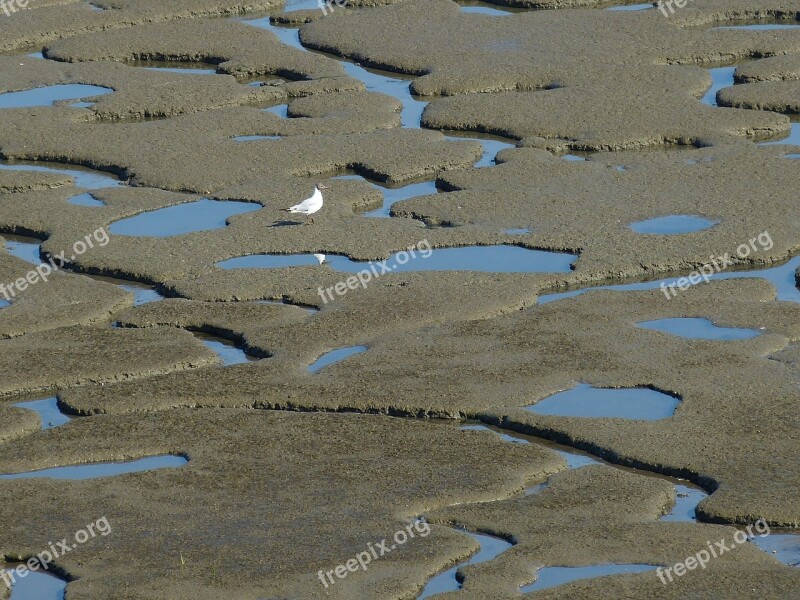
[735,53,800,82]
[301,0,800,145]
[0,1,799,598]
[0,169,72,192]
[43,18,346,79]
[0,107,481,190]
[0,325,218,398]
[0,410,561,599]
[0,0,281,53]
[58,279,800,527]
[718,78,800,112]
[427,466,800,598]
[0,55,358,120]
[0,404,40,445]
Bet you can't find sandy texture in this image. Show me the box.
[0,0,281,53]
[0,107,480,191]
[0,404,39,445]
[425,465,800,598]
[0,2,799,598]
[0,232,133,337]
[0,410,560,599]
[59,278,800,527]
[0,325,218,398]
[718,79,800,113]
[43,18,345,79]
[298,1,800,149]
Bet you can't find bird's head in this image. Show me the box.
[316,184,330,190]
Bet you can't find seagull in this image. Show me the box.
[313,253,326,264]
[282,184,329,224]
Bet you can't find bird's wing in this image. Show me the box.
[287,198,312,211]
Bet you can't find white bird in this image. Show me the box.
[313,253,326,265]
[282,184,328,224]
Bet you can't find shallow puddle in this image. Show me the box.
[461,424,528,444]
[3,234,42,265]
[661,483,708,522]
[538,256,800,304]
[0,159,122,189]
[219,245,577,273]
[84,273,165,305]
[712,24,800,31]
[521,564,658,592]
[417,530,513,598]
[193,332,260,366]
[606,2,654,10]
[330,175,438,218]
[442,131,516,168]
[459,4,512,16]
[308,345,367,373]
[1,565,66,600]
[232,135,282,141]
[263,104,289,118]
[629,215,717,234]
[637,317,761,340]
[751,533,800,567]
[0,84,113,109]
[67,193,105,207]
[760,123,800,147]
[120,287,162,305]
[13,398,71,431]
[341,62,426,129]
[109,199,261,237]
[0,455,187,481]
[117,284,164,305]
[702,66,736,107]
[364,182,438,217]
[525,384,680,420]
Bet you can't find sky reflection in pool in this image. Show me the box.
[521,564,658,592]
[110,199,260,237]
[219,245,577,273]
[0,455,187,480]
[0,84,112,109]
[308,346,367,373]
[629,215,717,234]
[525,384,680,420]
[638,317,760,340]
[13,397,71,430]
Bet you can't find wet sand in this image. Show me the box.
[1,1,799,599]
